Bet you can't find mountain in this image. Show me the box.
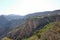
[0,15,25,39]
[4,14,24,21]
[6,19,25,29]
[2,10,60,40]
[23,21,60,40]
[1,10,60,40]
[25,10,60,18]
[0,15,8,26]
[0,15,9,37]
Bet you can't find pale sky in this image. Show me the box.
[0,0,60,15]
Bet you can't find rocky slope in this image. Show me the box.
[1,10,60,40]
[23,21,60,40]
[4,14,60,40]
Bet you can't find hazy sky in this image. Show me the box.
[0,0,60,15]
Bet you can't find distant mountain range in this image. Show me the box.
[3,14,24,21]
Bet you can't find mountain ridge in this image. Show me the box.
[0,9,60,40]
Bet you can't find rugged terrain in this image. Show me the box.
[1,10,60,40]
